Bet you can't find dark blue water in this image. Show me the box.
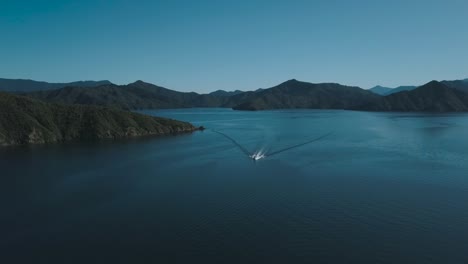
[2,108,468,263]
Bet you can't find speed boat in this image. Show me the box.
[250,152,266,161]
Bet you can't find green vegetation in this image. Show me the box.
[232,79,379,111]
[234,80,468,112]
[26,80,231,109]
[25,80,261,110]
[369,85,416,95]
[0,78,112,92]
[15,77,468,113]
[0,92,197,146]
[357,81,468,112]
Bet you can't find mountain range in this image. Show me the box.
[357,81,468,112]
[368,79,468,96]
[2,77,468,113]
[2,76,468,146]
[25,80,259,110]
[22,79,382,111]
[237,79,468,112]
[232,79,379,110]
[369,85,417,95]
[0,78,112,92]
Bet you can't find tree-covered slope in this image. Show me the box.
[232,79,379,110]
[0,78,112,92]
[0,92,198,146]
[26,80,240,109]
[356,81,468,112]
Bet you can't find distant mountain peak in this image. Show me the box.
[208,89,244,97]
[130,80,147,85]
[276,79,303,87]
[415,80,448,92]
[369,84,417,95]
[369,85,393,95]
[285,79,299,84]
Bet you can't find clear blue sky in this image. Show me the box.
[1,0,467,93]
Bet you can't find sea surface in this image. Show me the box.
[2,108,468,263]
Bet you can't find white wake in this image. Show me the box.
[250,149,267,161]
